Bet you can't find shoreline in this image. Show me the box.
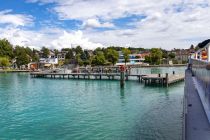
[0,70,35,73]
[0,64,186,73]
[131,64,186,68]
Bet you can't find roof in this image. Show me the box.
[197,39,210,48]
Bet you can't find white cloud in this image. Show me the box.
[51,30,103,50]
[82,19,114,29]
[0,10,33,27]
[0,27,103,50]
[3,0,210,49]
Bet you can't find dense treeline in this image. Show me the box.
[0,39,122,68]
[62,46,120,66]
[0,38,181,69]
[0,39,39,68]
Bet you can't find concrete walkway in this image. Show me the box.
[185,70,210,140]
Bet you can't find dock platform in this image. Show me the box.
[30,72,184,86]
[141,73,184,86]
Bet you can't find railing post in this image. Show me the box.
[199,51,202,60]
[207,45,210,62]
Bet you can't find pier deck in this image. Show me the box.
[184,70,210,140]
[141,74,184,86]
[30,72,184,86]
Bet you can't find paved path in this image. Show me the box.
[185,70,210,140]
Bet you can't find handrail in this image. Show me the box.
[191,43,210,62]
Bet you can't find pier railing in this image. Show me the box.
[191,43,210,123]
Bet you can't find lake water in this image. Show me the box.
[0,67,185,140]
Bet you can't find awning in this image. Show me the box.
[44,64,52,67]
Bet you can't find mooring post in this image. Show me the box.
[120,71,125,88]
[120,65,125,88]
[173,71,175,75]
[166,73,169,87]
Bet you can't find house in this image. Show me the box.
[174,49,192,64]
[116,51,146,65]
[39,58,58,69]
[139,52,150,59]
[57,51,68,60]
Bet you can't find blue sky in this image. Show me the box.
[0,0,210,50]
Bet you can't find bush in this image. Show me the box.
[0,57,10,68]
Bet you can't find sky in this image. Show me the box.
[0,0,210,50]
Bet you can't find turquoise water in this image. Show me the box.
[0,67,185,140]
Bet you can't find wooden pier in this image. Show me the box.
[30,72,184,87]
[141,73,185,87]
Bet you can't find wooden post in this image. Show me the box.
[125,68,129,81]
[120,71,125,88]
[166,73,169,87]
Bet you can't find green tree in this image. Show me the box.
[0,57,10,68]
[65,49,74,59]
[168,53,175,59]
[13,46,32,67]
[75,54,83,66]
[92,51,106,66]
[32,48,39,62]
[94,47,102,54]
[144,55,151,63]
[41,47,50,58]
[32,54,39,62]
[16,54,30,67]
[0,39,14,59]
[25,47,33,56]
[161,49,168,59]
[75,46,83,55]
[122,48,131,65]
[54,49,59,56]
[150,48,162,65]
[106,48,119,65]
